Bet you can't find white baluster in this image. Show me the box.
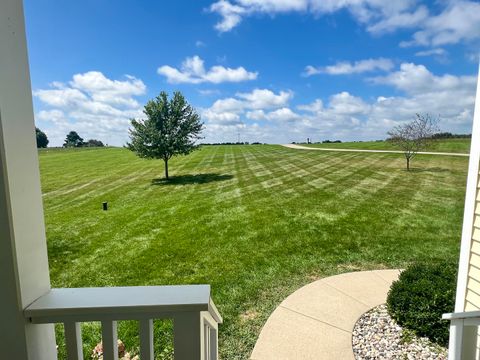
[101,320,118,360]
[140,319,154,360]
[64,322,83,360]
[448,319,464,360]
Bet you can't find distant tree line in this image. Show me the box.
[201,142,266,146]
[63,131,104,148]
[292,140,342,144]
[431,132,471,139]
[320,140,342,144]
[35,128,105,149]
[85,139,105,147]
[387,131,471,142]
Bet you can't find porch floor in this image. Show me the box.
[250,269,401,360]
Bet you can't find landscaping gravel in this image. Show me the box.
[352,304,447,359]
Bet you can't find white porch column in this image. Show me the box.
[0,0,57,359]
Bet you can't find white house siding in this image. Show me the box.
[465,175,480,311]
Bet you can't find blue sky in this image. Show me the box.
[25,0,480,146]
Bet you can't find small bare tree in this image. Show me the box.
[387,114,439,171]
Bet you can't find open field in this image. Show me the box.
[303,138,471,154]
[39,144,468,359]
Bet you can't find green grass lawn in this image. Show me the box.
[39,144,468,359]
[303,138,471,153]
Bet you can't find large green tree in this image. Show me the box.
[127,91,203,179]
[63,131,84,147]
[35,127,49,148]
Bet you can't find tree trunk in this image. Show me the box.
[164,158,169,180]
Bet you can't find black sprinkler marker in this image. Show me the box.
[103,202,108,211]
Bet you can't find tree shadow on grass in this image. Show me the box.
[151,173,234,186]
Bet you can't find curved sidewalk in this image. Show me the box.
[282,143,469,157]
[251,269,401,360]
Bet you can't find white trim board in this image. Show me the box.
[455,62,480,312]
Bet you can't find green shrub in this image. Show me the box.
[386,262,457,347]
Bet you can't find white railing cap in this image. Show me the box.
[442,310,480,320]
[24,285,221,323]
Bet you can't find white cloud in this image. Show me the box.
[246,107,301,122]
[266,107,301,122]
[201,64,476,144]
[205,88,292,117]
[304,58,394,76]
[297,99,323,112]
[35,66,477,146]
[202,109,242,125]
[201,88,299,140]
[37,109,68,126]
[363,64,476,136]
[415,48,446,57]
[308,0,416,21]
[157,55,258,84]
[210,0,247,32]
[34,71,146,146]
[370,62,477,95]
[209,0,480,49]
[237,0,308,12]
[204,88,293,118]
[328,92,370,115]
[202,87,375,143]
[366,5,429,34]
[35,87,88,108]
[70,72,145,106]
[236,89,293,109]
[210,97,246,113]
[209,0,421,33]
[245,109,267,120]
[400,1,480,47]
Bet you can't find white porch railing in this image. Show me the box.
[443,311,480,360]
[24,285,222,360]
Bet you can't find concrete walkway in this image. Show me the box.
[282,143,469,157]
[250,269,401,360]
